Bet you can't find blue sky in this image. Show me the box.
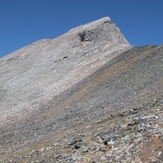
[0,0,163,58]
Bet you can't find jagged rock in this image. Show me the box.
[101,145,111,151]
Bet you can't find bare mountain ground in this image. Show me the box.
[0,17,131,127]
[0,45,163,162]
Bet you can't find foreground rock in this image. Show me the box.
[1,85,163,162]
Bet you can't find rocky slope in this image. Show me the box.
[0,17,130,127]
[0,17,163,162]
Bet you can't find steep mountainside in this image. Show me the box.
[0,17,163,162]
[0,17,130,127]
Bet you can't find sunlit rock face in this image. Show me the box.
[0,17,163,162]
[0,17,131,125]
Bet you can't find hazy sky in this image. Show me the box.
[0,0,163,58]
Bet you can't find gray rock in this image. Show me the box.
[0,17,131,126]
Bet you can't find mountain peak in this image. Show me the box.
[67,16,129,45]
[69,16,111,32]
[0,17,131,126]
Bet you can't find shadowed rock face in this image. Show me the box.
[0,17,163,162]
[0,17,131,125]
